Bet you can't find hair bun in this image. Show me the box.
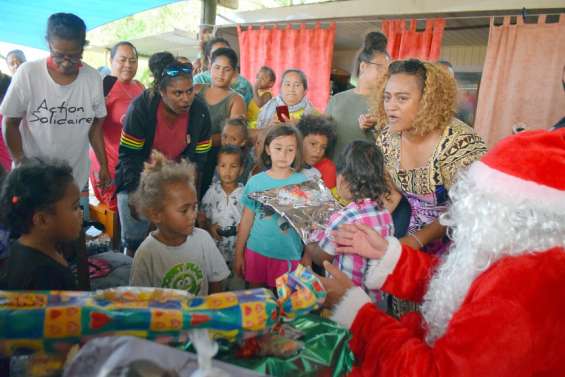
[148,52,176,78]
[363,31,388,52]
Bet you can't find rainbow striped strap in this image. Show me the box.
[120,131,145,151]
[195,139,212,154]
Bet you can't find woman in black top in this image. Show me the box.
[0,160,80,290]
[114,52,212,256]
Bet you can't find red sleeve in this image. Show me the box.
[348,295,534,377]
[381,244,440,303]
[315,158,336,189]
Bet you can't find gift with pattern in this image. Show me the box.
[0,265,326,357]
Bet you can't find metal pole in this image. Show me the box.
[199,0,217,71]
[201,0,217,28]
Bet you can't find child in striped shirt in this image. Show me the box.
[304,140,394,305]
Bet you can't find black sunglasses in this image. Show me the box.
[162,64,193,78]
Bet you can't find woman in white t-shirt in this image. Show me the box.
[0,12,109,190]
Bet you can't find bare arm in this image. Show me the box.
[304,242,334,267]
[400,220,446,249]
[88,117,110,187]
[229,94,247,118]
[4,117,25,163]
[233,207,255,278]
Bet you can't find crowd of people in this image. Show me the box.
[0,11,564,376]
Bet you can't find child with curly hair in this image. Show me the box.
[129,151,230,295]
[304,141,397,304]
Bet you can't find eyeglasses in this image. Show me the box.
[162,65,193,78]
[49,46,82,64]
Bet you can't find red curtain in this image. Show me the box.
[382,19,445,61]
[237,22,336,111]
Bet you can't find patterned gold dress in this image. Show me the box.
[376,118,487,316]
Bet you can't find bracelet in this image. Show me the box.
[408,233,424,249]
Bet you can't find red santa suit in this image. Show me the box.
[331,129,565,376]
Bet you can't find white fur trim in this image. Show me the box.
[468,162,565,214]
[331,286,372,330]
[364,237,402,289]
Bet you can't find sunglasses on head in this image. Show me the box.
[162,64,193,78]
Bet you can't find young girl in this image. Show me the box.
[0,160,81,290]
[304,141,398,305]
[129,151,230,296]
[233,125,308,288]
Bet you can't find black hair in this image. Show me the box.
[204,37,231,60]
[110,41,138,60]
[335,140,390,206]
[148,51,192,93]
[296,115,337,158]
[259,66,276,83]
[218,145,244,166]
[260,124,304,171]
[210,47,238,70]
[46,13,88,48]
[223,116,249,141]
[281,69,308,90]
[6,49,26,63]
[388,59,427,93]
[0,73,11,103]
[438,60,453,69]
[354,31,388,77]
[0,160,75,235]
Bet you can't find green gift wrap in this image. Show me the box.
[215,314,354,377]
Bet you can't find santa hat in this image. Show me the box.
[468,129,565,213]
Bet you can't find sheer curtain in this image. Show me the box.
[474,15,565,145]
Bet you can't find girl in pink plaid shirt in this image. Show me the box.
[305,140,395,305]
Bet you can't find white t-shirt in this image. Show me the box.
[129,228,230,296]
[0,59,106,188]
[201,181,244,264]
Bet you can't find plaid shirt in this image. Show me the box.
[319,198,394,302]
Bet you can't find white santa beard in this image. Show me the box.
[421,171,565,344]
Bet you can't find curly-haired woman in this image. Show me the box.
[372,59,487,257]
[369,59,487,317]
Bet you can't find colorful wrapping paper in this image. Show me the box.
[0,266,326,357]
[248,179,343,244]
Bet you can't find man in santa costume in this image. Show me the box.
[321,129,565,376]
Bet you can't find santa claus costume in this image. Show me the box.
[332,129,565,376]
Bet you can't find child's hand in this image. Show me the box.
[318,261,354,309]
[301,253,313,267]
[234,250,245,278]
[209,223,222,241]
